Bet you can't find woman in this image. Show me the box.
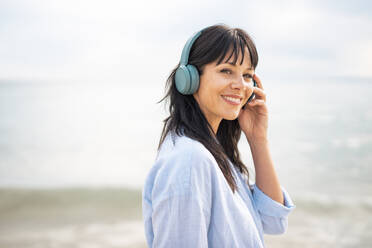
[142,24,296,248]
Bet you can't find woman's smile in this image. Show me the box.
[221,94,243,105]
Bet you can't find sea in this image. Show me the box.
[0,77,371,247]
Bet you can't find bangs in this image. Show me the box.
[215,30,258,69]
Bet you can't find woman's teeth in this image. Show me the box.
[222,96,241,104]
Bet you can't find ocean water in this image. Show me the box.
[0,78,371,247]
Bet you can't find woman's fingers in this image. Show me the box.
[252,86,266,101]
[253,74,264,90]
[249,99,265,106]
[250,74,266,101]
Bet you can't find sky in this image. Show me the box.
[0,0,371,84]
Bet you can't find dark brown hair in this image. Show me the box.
[157,23,259,193]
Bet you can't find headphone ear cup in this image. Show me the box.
[175,65,191,94]
[186,64,199,94]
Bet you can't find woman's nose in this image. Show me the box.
[231,76,253,89]
[231,75,245,89]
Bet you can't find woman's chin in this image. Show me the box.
[222,112,240,120]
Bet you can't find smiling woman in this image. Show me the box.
[142,24,296,248]
[193,45,256,133]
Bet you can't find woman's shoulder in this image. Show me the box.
[149,131,218,181]
[144,132,217,198]
[157,131,216,165]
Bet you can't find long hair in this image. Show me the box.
[157,24,259,193]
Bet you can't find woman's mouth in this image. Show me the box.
[221,95,242,105]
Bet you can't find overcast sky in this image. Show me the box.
[0,0,371,83]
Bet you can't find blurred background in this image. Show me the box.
[0,0,371,247]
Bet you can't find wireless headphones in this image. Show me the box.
[175,26,257,103]
[174,27,207,95]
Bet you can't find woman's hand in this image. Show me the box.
[238,74,269,142]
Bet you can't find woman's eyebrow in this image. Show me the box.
[223,62,253,71]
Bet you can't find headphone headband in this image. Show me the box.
[179,27,208,65]
[174,26,209,95]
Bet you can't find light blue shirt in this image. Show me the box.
[142,131,296,247]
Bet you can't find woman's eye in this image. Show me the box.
[221,69,231,74]
[221,69,252,81]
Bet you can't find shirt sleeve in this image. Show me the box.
[151,192,210,248]
[251,183,296,235]
[149,145,213,248]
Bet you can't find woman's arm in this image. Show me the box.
[245,138,296,235]
[238,74,284,205]
[248,137,284,205]
[143,142,214,247]
[150,192,210,247]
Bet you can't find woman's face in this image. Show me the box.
[193,47,255,133]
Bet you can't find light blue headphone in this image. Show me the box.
[175,27,208,95]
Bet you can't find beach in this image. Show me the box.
[0,187,371,248]
[0,188,147,248]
